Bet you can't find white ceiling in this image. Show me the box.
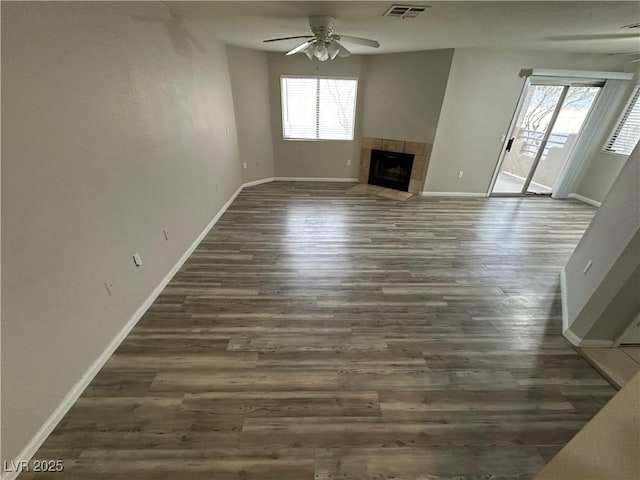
[167,1,640,56]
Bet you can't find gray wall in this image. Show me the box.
[227,45,275,183]
[425,48,629,194]
[360,50,453,143]
[268,53,365,179]
[573,72,640,204]
[267,49,454,179]
[563,145,640,344]
[1,1,242,462]
[575,152,631,205]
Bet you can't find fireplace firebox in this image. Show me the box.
[368,149,415,192]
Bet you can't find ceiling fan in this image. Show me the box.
[263,15,380,61]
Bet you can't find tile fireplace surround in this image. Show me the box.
[359,137,432,194]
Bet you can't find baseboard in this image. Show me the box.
[274,177,358,182]
[419,191,487,197]
[560,267,615,348]
[561,267,570,337]
[2,184,245,480]
[563,327,583,347]
[563,327,613,347]
[578,338,616,347]
[561,267,584,347]
[242,177,275,188]
[568,193,602,208]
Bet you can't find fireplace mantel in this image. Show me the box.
[359,137,432,194]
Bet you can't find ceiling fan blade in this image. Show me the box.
[286,39,316,56]
[263,35,314,43]
[335,35,380,48]
[333,40,351,58]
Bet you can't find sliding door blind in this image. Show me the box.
[281,77,358,140]
[603,84,640,156]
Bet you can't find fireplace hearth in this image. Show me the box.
[368,149,415,192]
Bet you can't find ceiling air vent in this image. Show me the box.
[383,4,430,19]
[621,23,640,29]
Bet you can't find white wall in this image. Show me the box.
[1,1,242,463]
[227,45,275,183]
[360,50,453,143]
[425,48,629,194]
[563,145,640,345]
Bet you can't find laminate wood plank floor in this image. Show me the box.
[26,182,614,479]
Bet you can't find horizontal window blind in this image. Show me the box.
[281,77,358,140]
[603,84,640,156]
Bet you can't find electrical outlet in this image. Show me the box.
[242,162,247,170]
[583,259,593,274]
[215,183,219,192]
[226,127,230,137]
[104,281,114,295]
[133,253,142,267]
[347,159,352,166]
[458,170,464,179]
[163,229,169,241]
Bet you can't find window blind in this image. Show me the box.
[281,77,358,140]
[603,84,640,156]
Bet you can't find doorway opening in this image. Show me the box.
[491,79,603,196]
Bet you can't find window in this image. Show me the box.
[603,84,640,156]
[281,76,358,140]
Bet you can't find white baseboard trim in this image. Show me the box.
[578,339,616,348]
[568,193,602,208]
[274,177,358,182]
[419,191,487,197]
[2,184,247,480]
[242,177,275,188]
[561,267,614,348]
[564,329,613,347]
[563,326,613,347]
[563,327,583,347]
[560,267,569,336]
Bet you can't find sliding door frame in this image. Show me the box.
[488,76,605,197]
[487,77,531,197]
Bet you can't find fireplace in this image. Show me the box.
[368,149,415,192]
[359,137,432,194]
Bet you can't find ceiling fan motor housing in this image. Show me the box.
[309,15,335,42]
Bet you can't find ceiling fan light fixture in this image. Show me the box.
[303,44,315,59]
[326,42,340,60]
[314,43,330,61]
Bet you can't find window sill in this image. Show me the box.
[283,137,354,142]
[601,150,631,158]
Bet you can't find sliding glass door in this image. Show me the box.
[492,80,602,196]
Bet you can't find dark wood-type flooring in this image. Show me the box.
[26,182,615,479]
